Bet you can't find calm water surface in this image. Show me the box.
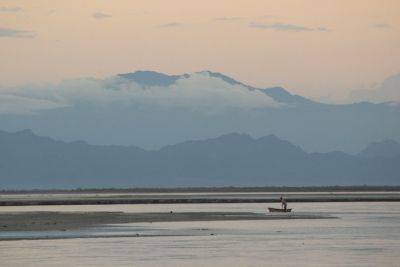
[0,202,399,266]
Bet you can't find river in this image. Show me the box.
[0,202,399,266]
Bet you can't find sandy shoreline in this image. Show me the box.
[0,211,335,233]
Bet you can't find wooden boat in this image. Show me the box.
[268,207,292,212]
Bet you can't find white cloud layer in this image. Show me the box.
[0,94,67,115]
[0,72,281,115]
[350,74,400,103]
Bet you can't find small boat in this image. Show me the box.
[268,207,292,212]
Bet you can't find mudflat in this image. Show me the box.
[0,211,334,232]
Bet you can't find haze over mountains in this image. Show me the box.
[350,73,400,103]
[0,70,399,154]
[1,129,399,189]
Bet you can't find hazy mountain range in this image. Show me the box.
[1,129,399,189]
[0,70,399,154]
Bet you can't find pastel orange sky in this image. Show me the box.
[1,0,399,101]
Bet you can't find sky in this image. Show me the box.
[0,0,399,102]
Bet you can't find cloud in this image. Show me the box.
[349,74,400,103]
[249,22,313,31]
[0,27,35,38]
[129,72,282,111]
[0,72,282,115]
[260,15,277,19]
[47,9,56,16]
[249,22,330,32]
[93,12,112,19]
[0,94,67,115]
[0,7,22,12]
[214,17,243,22]
[372,23,391,29]
[317,27,331,32]
[158,22,183,28]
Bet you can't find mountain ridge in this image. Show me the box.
[0,70,399,153]
[1,129,399,189]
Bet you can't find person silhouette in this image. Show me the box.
[280,196,287,211]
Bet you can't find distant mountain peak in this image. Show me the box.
[263,87,292,96]
[117,70,186,86]
[213,132,253,141]
[261,87,314,105]
[197,71,242,86]
[116,69,316,106]
[257,134,280,141]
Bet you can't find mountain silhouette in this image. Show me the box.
[1,130,399,189]
[118,70,187,86]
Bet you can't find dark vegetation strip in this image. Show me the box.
[1,197,400,206]
[1,186,400,195]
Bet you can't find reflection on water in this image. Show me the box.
[1,202,400,266]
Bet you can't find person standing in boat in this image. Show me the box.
[280,196,287,211]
